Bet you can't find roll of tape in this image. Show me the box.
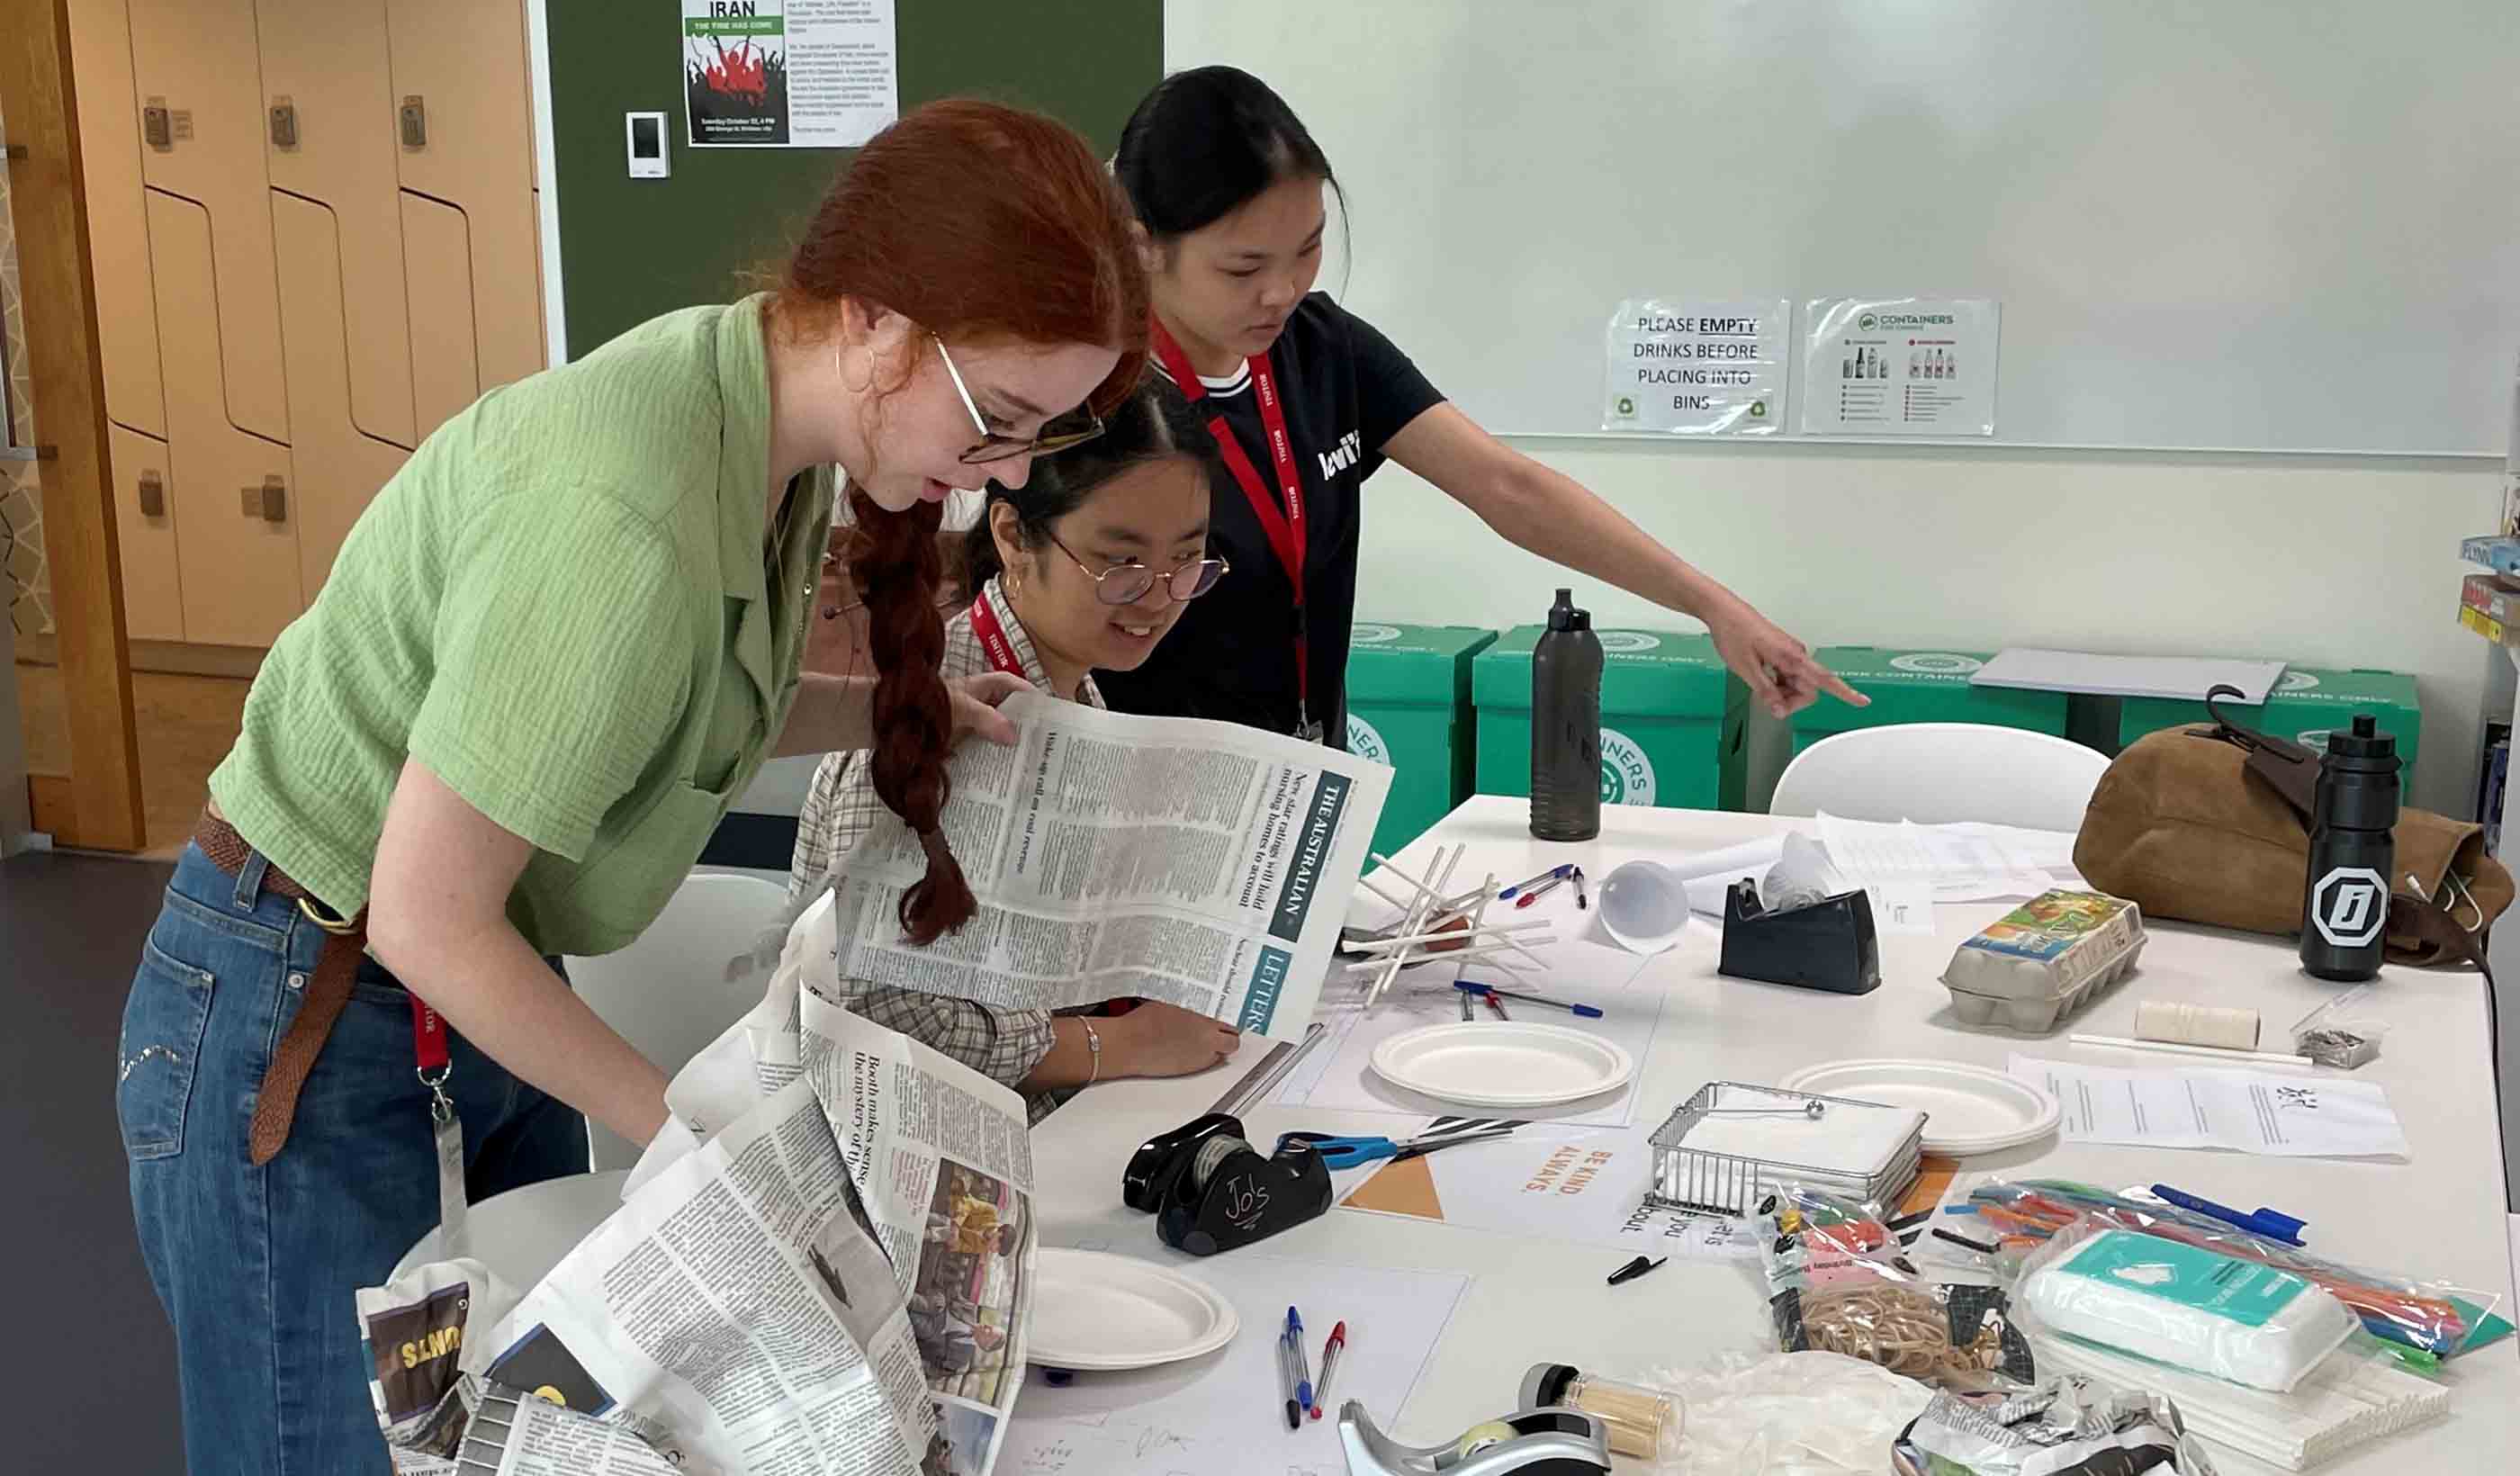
[2134,1000,2260,1050]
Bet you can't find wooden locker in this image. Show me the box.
[388,0,545,399]
[273,194,410,600]
[256,0,418,450]
[147,191,304,646]
[107,427,184,642]
[400,194,481,444]
[65,0,167,438]
[126,0,290,445]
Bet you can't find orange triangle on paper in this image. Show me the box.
[1897,1155,1961,1219]
[1342,1155,1446,1222]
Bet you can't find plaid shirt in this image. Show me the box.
[787,580,1102,1113]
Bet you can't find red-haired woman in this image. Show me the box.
[112,101,1139,1473]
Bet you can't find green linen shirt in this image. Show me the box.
[209,294,834,955]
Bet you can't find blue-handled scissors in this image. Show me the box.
[1274,1126,1515,1169]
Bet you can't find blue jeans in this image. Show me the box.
[119,842,588,1475]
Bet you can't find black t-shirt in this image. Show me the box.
[1097,293,1444,745]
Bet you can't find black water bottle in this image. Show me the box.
[2299,715,2400,982]
[1531,589,1604,842]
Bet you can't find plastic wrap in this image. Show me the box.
[1891,1374,2218,1476]
[1633,1351,1933,1476]
[1950,1180,2509,1364]
[2016,1218,2357,1392]
[1757,1186,2035,1391]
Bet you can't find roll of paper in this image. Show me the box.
[2134,1000,2261,1050]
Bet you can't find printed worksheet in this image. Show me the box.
[2008,1055,2410,1158]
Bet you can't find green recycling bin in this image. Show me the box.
[1473,624,1732,811]
[1793,647,2069,753]
[1344,622,1497,858]
[2119,667,2421,770]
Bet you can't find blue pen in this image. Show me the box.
[1454,981,1604,1018]
[2151,1184,2308,1246]
[1498,864,1573,901]
[1286,1307,1313,1413]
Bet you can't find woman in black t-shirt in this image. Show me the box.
[1094,65,1862,745]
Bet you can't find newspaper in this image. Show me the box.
[357,952,1041,1476]
[816,690,1390,1038]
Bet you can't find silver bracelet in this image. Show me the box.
[1081,1020,1102,1085]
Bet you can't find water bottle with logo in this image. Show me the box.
[1531,589,1604,842]
[2299,715,2399,982]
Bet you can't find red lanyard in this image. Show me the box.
[1149,319,1311,724]
[410,994,448,1077]
[966,586,1027,679]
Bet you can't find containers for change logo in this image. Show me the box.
[1346,714,1393,766]
[2277,670,2320,693]
[1596,632,1662,654]
[1600,727,1657,806]
[1889,652,1983,675]
[1858,313,1878,331]
[1351,625,1403,645]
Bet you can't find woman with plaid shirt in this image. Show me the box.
[788,389,1246,1117]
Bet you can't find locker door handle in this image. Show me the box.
[399,95,427,149]
[137,471,166,518]
[240,476,287,524]
[269,100,299,151]
[143,103,173,151]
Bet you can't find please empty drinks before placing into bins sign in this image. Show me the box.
[1603,299,1791,434]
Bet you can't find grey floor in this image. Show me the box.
[8,848,184,1473]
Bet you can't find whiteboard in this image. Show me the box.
[1166,0,2520,457]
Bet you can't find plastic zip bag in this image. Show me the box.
[1758,1184,2036,1391]
[1949,1180,2509,1366]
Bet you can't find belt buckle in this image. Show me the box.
[296,896,358,936]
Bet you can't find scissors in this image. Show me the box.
[1274,1126,1515,1169]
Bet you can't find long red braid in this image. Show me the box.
[783,100,1148,944]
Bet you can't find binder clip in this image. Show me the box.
[1120,1112,1332,1256]
[1716,880,1881,995]
[1336,1401,1612,1476]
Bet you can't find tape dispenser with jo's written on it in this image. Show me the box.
[1121,1112,1333,1256]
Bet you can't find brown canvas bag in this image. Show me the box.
[2073,689,2508,968]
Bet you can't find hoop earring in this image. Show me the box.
[836,344,877,396]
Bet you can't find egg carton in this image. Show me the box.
[1940,891,2146,1034]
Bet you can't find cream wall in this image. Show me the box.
[1354,440,2504,816]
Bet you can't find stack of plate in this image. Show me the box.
[1778,1059,2061,1158]
[1642,1082,1926,1218]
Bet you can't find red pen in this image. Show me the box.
[1514,873,1571,909]
[1309,1321,1346,1419]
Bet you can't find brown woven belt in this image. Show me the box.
[194,814,369,1166]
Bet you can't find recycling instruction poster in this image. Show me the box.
[1602,298,1790,435]
[1801,297,2000,436]
[684,0,896,148]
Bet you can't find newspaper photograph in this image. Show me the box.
[796,977,1036,1476]
[358,976,1042,1476]
[815,690,1390,1039]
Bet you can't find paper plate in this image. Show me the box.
[1778,1058,2060,1156]
[1026,1249,1239,1371]
[1368,1022,1635,1108]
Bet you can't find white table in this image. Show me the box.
[1029,797,2519,1473]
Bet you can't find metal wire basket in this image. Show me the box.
[1643,1080,1925,1218]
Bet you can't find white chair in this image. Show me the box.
[569,871,792,1170]
[1768,722,2111,832]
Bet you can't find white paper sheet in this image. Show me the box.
[1336,1120,1759,1262]
[1817,814,2064,903]
[2007,1056,2410,1158]
[1277,942,1668,1128]
[1000,1255,1471,1476]
[1971,649,2288,704]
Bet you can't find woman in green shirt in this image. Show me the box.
[113,101,1146,1473]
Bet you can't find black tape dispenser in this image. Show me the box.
[1716,879,1881,995]
[1120,1112,1333,1256]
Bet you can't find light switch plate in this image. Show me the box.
[626,111,670,179]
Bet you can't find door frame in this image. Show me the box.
[1,0,147,852]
